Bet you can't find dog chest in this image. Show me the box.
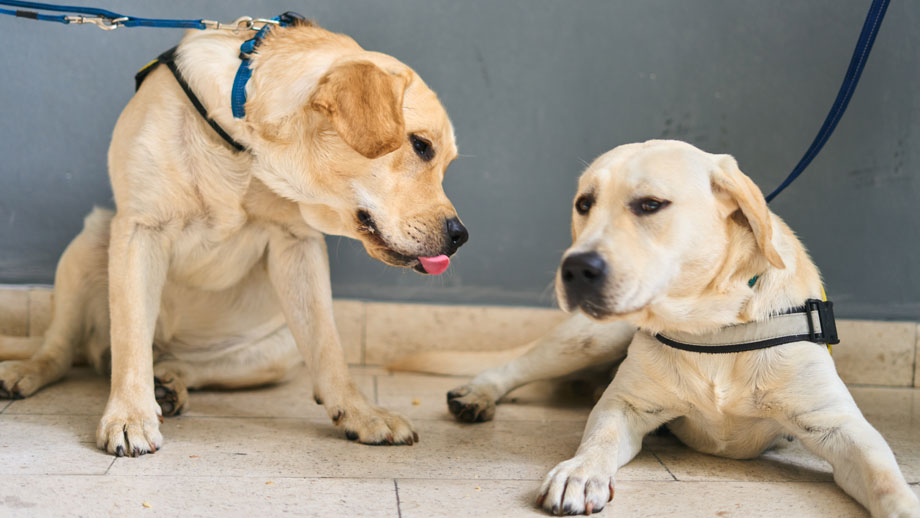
[168,222,271,291]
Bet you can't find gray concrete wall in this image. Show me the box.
[1,1,918,319]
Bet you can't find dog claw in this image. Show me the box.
[345,430,358,441]
[115,445,125,457]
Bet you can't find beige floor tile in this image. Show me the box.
[851,386,920,483]
[396,479,868,518]
[185,365,375,419]
[0,289,29,336]
[27,288,53,337]
[365,302,567,366]
[376,372,597,422]
[646,434,834,482]
[0,414,112,475]
[334,299,365,365]
[107,417,671,482]
[5,366,377,420]
[834,320,916,386]
[0,475,398,518]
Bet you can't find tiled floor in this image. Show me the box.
[0,367,917,517]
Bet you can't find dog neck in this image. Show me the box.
[630,213,824,335]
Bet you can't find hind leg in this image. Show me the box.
[0,209,111,399]
[152,325,302,416]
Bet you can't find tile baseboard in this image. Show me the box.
[2,285,917,387]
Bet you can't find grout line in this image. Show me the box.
[912,324,918,387]
[373,375,379,405]
[394,479,403,518]
[649,450,678,481]
[103,457,117,475]
[0,401,11,414]
[361,303,368,366]
[24,289,32,336]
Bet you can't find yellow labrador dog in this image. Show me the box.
[403,140,918,517]
[0,20,467,456]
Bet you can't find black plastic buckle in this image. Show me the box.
[805,299,840,345]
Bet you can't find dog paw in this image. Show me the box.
[447,383,496,422]
[329,400,417,446]
[154,376,188,417]
[537,455,615,515]
[96,399,163,457]
[0,360,52,399]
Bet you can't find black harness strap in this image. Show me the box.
[655,299,840,354]
[135,46,247,153]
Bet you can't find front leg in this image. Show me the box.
[267,228,416,445]
[448,313,634,422]
[96,218,170,456]
[538,362,676,515]
[778,359,919,518]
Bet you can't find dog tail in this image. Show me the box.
[0,335,43,361]
[388,343,532,376]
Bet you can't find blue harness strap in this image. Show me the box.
[231,11,304,119]
[765,0,890,202]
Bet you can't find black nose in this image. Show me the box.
[560,251,608,304]
[445,217,468,254]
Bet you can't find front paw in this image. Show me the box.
[96,399,163,457]
[329,400,418,446]
[447,383,496,422]
[537,455,615,515]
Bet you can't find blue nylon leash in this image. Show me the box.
[764,0,890,202]
[0,0,208,29]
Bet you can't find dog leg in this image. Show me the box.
[448,312,634,422]
[778,365,919,518]
[267,228,415,445]
[1,212,111,398]
[96,218,170,457]
[152,326,303,416]
[537,357,675,515]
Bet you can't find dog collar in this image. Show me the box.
[655,299,840,354]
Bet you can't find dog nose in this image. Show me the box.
[561,252,608,302]
[445,218,468,254]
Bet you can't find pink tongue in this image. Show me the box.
[418,255,450,275]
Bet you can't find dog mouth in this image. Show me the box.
[357,210,451,275]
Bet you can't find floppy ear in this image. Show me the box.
[711,155,786,269]
[309,61,408,159]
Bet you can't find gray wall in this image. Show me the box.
[1,1,918,319]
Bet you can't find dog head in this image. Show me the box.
[249,28,466,274]
[556,140,786,323]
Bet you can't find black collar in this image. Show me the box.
[135,46,247,153]
[654,299,840,354]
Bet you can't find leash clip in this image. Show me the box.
[64,15,126,30]
[201,16,279,33]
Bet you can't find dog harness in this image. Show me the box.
[133,11,305,153]
[655,298,839,354]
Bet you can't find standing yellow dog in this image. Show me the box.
[0,20,467,455]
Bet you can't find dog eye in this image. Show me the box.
[409,134,434,161]
[575,194,594,215]
[630,197,670,215]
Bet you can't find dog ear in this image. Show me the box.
[309,61,408,159]
[711,155,786,269]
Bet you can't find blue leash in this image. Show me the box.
[0,0,210,29]
[0,1,304,126]
[765,0,890,202]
